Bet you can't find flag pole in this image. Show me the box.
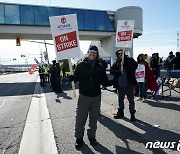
[68,58,76,98]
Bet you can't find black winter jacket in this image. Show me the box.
[71,59,112,97]
[110,56,138,88]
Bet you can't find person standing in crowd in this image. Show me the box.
[150,53,159,79]
[169,51,175,60]
[156,53,162,78]
[110,49,138,121]
[55,63,62,93]
[144,54,150,67]
[171,52,180,70]
[69,45,112,150]
[136,54,158,101]
[165,51,175,74]
[49,60,56,92]
[44,64,50,83]
[39,64,45,87]
[62,66,66,77]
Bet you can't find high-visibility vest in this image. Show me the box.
[44,67,49,74]
[145,58,150,67]
[158,57,162,66]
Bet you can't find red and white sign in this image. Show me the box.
[135,64,145,82]
[49,14,81,60]
[116,20,135,48]
[43,51,49,62]
[55,31,78,52]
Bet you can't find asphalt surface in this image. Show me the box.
[0,72,180,154]
[43,78,180,154]
[0,72,38,154]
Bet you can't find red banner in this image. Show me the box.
[117,30,132,42]
[135,71,145,79]
[55,31,78,52]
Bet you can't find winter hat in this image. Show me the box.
[88,45,99,60]
[89,45,99,52]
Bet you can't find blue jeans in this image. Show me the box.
[138,82,146,99]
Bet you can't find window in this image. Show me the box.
[48,7,60,17]
[95,11,105,31]
[20,5,34,25]
[71,9,84,30]
[105,12,114,31]
[5,4,20,24]
[84,10,95,30]
[0,4,5,24]
[60,8,72,15]
[34,6,48,26]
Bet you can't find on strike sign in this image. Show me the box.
[135,64,145,82]
[55,31,78,52]
[116,20,135,48]
[49,14,81,60]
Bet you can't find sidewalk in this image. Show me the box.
[43,82,180,154]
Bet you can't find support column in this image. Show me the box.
[101,34,134,65]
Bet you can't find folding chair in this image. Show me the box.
[161,70,180,96]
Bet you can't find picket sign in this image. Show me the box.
[49,14,82,98]
[115,20,135,73]
[135,64,145,82]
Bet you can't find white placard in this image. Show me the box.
[135,64,145,82]
[116,20,135,48]
[43,51,49,62]
[49,14,81,60]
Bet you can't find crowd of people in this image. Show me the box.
[38,46,180,150]
[38,60,67,93]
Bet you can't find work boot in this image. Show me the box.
[114,109,124,119]
[75,138,84,150]
[130,110,136,121]
[88,137,98,146]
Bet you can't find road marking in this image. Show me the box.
[18,78,58,154]
[0,100,5,109]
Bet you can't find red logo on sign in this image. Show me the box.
[135,71,145,78]
[117,30,132,42]
[55,31,78,52]
[61,18,66,24]
[124,21,128,25]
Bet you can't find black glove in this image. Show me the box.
[69,75,75,82]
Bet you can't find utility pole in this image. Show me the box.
[39,44,44,64]
[44,40,50,65]
[177,30,179,51]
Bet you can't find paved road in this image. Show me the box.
[43,80,180,154]
[0,72,180,154]
[0,72,38,154]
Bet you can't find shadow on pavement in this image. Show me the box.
[123,118,180,151]
[92,142,113,154]
[55,92,73,102]
[98,114,167,153]
[145,99,180,112]
[115,145,142,154]
[0,82,36,96]
[79,143,94,154]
